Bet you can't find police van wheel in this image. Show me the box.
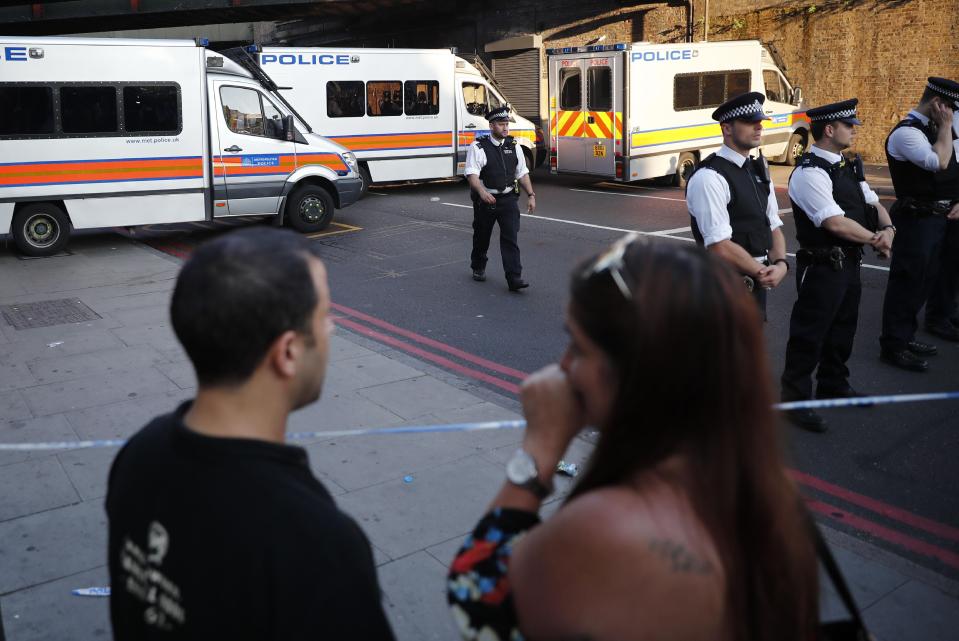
[12,203,71,257]
[358,165,372,196]
[784,132,807,166]
[286,186,335,233]
[522,148,534,173]
[674,152,697,188]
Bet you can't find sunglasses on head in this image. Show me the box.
[585,233,640,301]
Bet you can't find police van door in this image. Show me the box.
[550,54,620,175]
[212,82,294,216]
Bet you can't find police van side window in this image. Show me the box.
[0,86,55,136]
[673,70,751,111]
[462,83,489,116]
[404,81,440,115]
[560,67,582,111]
[367,81,403,117]
[123,85,180,134]
[220,86,285,139]
[587,66,612,111]
[762,70,784,103]
[327,81,365,118]
[60,86,118,134]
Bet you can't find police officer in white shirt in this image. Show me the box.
[880,77,959,372]
[686,92,789,316]
[465,106,536,292]
[780,99,893,432]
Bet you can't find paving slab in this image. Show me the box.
[0,390,32,423]
[0,566,110,641]
[64,390,191,441]
[19,367,179,417]
[56,447,120,502]
[0,457,79,522]
[25,345,169,385]
[380,551,459,641]
[0,414,78,468]
[0,330,126,365]
[357,375,496,421]
[863,579,959,641]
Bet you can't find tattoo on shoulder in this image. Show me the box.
[647,539,714,575]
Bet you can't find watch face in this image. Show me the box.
[506,449,537,484]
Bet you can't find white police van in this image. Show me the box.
[547,40,807,186]
[251,46,543,191]
[0,36,362,256]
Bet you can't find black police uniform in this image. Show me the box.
[468,108,526,289]
[687,91,775,312]
[781,100,878,410]
[879,77,959,367]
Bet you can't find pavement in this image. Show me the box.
[0,207,957,640]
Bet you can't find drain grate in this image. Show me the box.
[0,298,101,330]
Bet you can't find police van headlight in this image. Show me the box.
[342,151,358,175]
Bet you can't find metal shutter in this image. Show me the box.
[492,49,541,126]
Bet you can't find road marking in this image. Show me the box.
[442,202,472,208]
[306,222,363,238]
[570,187,686,203]
[441,205,890,271]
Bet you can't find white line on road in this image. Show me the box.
[442,202,472,208]
[569,188,686,203]
[440,204,890,272]
[650,226,692,236]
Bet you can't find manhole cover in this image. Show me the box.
[0,298,101,330]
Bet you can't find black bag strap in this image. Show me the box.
[810,516,871,635]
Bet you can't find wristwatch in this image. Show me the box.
[880,224,896,234]
[506,449,552,499]
[772,258,789,271]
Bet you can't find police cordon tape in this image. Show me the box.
[2,391,958,452]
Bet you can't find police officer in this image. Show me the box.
[465,105,536,292]
[780,99,893,432]
[686,92,789,316]
[924,106,959,341]
[879,77,959,372]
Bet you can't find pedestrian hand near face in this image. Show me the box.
[106,228,395,641]
[879,76,959,372]
[448,238,818,641]
[780,98,894,433]
[686,91,790,317]
[465,105,536,292]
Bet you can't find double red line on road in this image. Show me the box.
[146,238,959,572]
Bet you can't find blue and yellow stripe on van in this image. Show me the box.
[629,111,809,150]
[213,152,349,176]
[0,156,204,188]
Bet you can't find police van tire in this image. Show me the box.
[12,203,71,257]
[522,147,534,173]
[358,164,372,196]
[286,185,335,233]
[674,152,697,188]
[784,132,807,166]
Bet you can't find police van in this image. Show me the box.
[251,46,543,191]
[0,36,362,257]
[547,40,807,186]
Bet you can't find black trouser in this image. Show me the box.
[470,192,522,280]
[880,203,947,351]
[926,218,959,326]
[781,251,862,401]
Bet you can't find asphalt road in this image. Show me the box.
[100,163,959,580]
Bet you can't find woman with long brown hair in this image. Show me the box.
[448,236,818,641]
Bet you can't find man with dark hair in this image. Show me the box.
[879,76,959,371]
[106,228,395,640]
[686,91,789,316]
[780,99,893,432]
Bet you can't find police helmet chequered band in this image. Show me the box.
[927,77,959,107]
[711,91,769,123]
[486,106,511,122]
[807,98,862,125]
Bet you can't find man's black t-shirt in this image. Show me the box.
[106,402,395,640]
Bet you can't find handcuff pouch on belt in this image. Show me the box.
[896,197,954,217]
[797,246,862,272]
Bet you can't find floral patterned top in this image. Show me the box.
[447,508,541,641]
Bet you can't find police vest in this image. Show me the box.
[885,118,959,201]
[687,153,773,257]
[477,135,518,191]
[790,153,877,249]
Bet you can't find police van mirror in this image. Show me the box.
[792,87,803,105]
[283,115,295,141]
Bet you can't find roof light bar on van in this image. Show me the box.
[246,44,260,53]
[196,38,209,47]
[546,43,627,55]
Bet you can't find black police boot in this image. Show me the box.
[880,348,929,372]
[784,409,828,433]
[907,341,938,356]
[925,321,959,342]
[472,269,486,282]
[507,278,529,292]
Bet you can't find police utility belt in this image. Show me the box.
[796,246,864,271]
[896,197,956,217]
